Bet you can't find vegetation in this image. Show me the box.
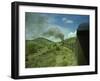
[25,37,78,68]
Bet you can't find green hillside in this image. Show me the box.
[63,37,76,51]
[25,37,78,68]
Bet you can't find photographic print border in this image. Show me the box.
[11,1,98,79]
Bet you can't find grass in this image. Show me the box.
[25,37,78,68]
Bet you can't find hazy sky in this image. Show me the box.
[25,12,89,42]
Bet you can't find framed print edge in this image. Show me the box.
[11,2,19,79]
[11,1,98,79]
[95,6,98,74]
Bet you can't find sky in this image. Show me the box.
[25,12,89,42]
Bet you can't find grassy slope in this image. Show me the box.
[25,37,77,68]
[62,37,76,51]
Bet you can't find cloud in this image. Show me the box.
[62,18,66,21]
[42,26,64,41]
[68,31,76,38]
[65,20,73,23]
[62,18,73,24]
